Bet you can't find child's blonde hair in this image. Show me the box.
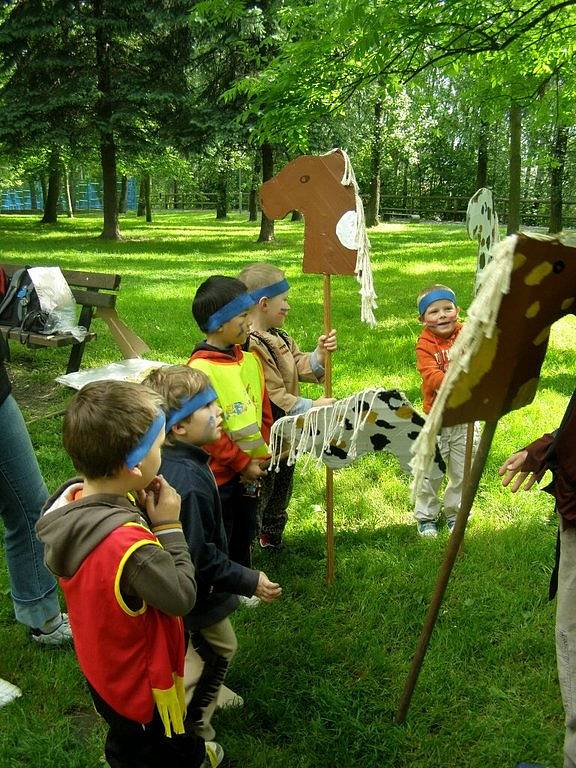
[417,284,457,317]
[238,263,286,293]
[144,365,211,445]
[63,381,164,479]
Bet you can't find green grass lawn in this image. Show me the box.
[0,211,574,768]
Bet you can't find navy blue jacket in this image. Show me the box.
[159,441,259,630]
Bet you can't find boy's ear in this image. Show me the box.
[257,297,268,310]
[125,464,143,479]
[171,423,187,436]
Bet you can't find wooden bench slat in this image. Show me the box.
[0,264,121,292]
[71,289,117,308]
[2,329,97,347]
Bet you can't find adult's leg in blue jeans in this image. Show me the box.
[0,394,60,628]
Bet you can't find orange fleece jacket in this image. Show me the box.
[415,322,463,414]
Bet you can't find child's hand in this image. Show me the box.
[498,450,544,492]
[241,459,268,483]
[254,571,282,603]
[145,475,181,524]
[312,397,336,407]
[315,329,337,366]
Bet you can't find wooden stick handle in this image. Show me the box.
[323,274,335,584]
[394,420,497,724]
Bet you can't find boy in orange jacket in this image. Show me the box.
[414,284,472,538]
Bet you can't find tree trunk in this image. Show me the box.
[507,103,522,235]
[28,178,38,211]
[365,98,383,227]
[549,124,568,234]
[475,120,489,190]
[64,167,74,218]
[257,142,275,242]
[40,176,48,210]
[144,173,152,222]
[137,178,146,216]
[118,174,128,213]
[40,148,61,224]
[173,180,180,209]
[94,0,121,240]
[248,150,260,222]
[216,169,228,219]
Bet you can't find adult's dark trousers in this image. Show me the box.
[218,476,258,568]
[88,683,206,768]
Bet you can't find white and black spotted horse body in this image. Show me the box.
[269,388,445,479]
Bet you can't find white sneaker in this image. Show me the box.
[202,741,224,767]
[0,678,22,708]
[238,594,261,608]
[31,613,73,646]
[217,684,244,709]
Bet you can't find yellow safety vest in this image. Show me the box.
[189,352,268,458]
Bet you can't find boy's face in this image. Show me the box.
[135,426,165,488]
[420,299,459,338]
[218,310,251,346]
[174,400,222,446]
[261,291,290,328]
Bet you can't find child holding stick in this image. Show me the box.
[238,263,337,550]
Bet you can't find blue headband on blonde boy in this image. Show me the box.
[205,293,255,333]
[250,278,290,303]
[125,411,166,469]
[166,387,217,430]
[418,288,457,317]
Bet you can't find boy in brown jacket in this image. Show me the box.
[238,263,337,550]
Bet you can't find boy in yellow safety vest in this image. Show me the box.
[188,276,273,588]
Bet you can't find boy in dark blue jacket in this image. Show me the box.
[144,366,281,741]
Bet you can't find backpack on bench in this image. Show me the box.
[0,268,50,353]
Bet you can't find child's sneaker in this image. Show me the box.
[0,678,22,708]
[217,684,244,709]
[238,594,261,608]
[31,613,72,646]
[446,516,457,533]
[259,533,284,551]
[417,521,438,538]
[202,741,224,768]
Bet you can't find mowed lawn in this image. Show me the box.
[0,210,574,768]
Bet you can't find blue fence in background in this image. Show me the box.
[1,178,138,212]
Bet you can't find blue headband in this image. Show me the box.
[205,293,255,333]
[250,278,290,303]
[166,387,217,430]
[418,288,457,316]
[125,411,166,469]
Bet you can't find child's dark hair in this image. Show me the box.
[192,275,248,332]
[63,381,164,479]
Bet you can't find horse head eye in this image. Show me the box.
[553,260,566,273]
[299,175,310,184]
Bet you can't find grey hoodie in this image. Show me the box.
[37,478,196,616]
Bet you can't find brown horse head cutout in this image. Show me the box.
[443,232,576,426]
[259,149,358,275]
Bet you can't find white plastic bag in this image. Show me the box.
[28,267,87,341]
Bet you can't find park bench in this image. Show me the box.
[0,264,149,374]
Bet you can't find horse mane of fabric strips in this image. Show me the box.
[268,387,445,477]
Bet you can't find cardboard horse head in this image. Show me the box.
[259,149,358,276]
